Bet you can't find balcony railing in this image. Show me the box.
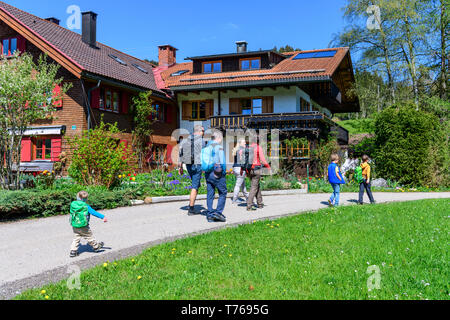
[210,111,349,144]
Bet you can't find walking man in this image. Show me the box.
[202,131,227,223]
[179,125,205,215]
[246,136,271,211]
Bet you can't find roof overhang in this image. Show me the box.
[0,7,84,78]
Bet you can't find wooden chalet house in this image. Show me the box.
[159,41,360,161]
[0,2,178,174]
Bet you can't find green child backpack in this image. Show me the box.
[70,201,89,228]
[354,166,364,184]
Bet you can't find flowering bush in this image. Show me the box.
[35,170,56,189]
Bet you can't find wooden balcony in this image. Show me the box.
[210,111,349,144]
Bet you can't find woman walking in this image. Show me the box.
[231,138,249,204]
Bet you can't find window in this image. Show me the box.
[113,92,120,113]
[34,138,52,160]
[202,61,222,73]
[171,70,189,77]
[105,90,112,111]
[191,101,207,120]
[132,63,148,74]
[240,58,261,70]
[300,98,310,112]
[240,98,263,115]
[108,54,127,66]
[2,37,17,56]
[152,103,166,122]
[149,144,167,165]
[97,88,123,113]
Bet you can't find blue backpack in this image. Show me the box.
[201,144,216,172]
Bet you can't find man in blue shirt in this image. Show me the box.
[202,131,227,223]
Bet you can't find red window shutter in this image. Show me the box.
[21,137,32,162]
[51,137,62,161]
[165,105,173,123]
[52,85,63,108]
[17,35,26,54]
[91,87,100,109]
[121,92,129,114]
[166,144,173,164]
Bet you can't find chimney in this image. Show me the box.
[45,17,60,25]
[158,45,177,67]
[82,11,97,48]
[236,41,248,53]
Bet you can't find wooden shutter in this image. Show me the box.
[205,100,214,119]
[121,92,129,114]
[165,105,173,123]
[17,35,26,54]
[21,137,32,162]
[229,98,241,115]
[166,144,173,164]
[262,96,274,114]
[182,101,191,120]
[51,137,62,161]
[52,85,63,108]
[91,87,100,109]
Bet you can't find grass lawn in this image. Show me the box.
[18,199,449,300]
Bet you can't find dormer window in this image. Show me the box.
[202,61,222,73]
[240,58,261,70]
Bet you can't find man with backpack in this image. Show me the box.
[201,131,227,223]
[244,135,271,212]
[179,125,206,215]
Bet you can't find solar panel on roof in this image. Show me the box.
[293,50,337,60]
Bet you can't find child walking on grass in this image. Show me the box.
[327,154,345,207]
[70,191,107,258]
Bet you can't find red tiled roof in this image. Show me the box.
[161,47,350,89]
[0,1,161,92]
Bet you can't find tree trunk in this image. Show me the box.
[440,0,448,100]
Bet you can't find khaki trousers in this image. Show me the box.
[70,226,99,252]
[247,169,263,208]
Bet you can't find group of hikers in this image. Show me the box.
[177,125,271,223]
[68,125,375,258]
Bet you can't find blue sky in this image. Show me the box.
[6,0,349,62]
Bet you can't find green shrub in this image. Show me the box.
[374,104,448,187]
[68,120,134,188]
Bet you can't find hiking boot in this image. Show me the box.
[258,204,265,209]
[70,251,78,258]
[328,200,334,207]
[207,213,226,223]
[247,207,257,212]
[188,207,201,216]
[93,242,104,252]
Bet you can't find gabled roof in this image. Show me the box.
[161,47,352,90]
[0,1,161,93]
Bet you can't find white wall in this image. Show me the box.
[177,86,330,132]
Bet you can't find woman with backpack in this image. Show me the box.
[231,138,249,205]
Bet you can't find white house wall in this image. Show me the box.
[177,86,320,132]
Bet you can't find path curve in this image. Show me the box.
[1,192,449,299]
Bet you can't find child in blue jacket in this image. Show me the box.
[327,154,345,207]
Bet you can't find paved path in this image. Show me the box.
[1,192,449,299]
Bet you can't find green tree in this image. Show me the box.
[132,91,155,171]
[0,52,71,190]
[374,104,447,186]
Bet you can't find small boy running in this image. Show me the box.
[359,155,376,205]
[70,191,107,258]
[327,154,345,207]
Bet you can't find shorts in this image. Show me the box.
[187,164,203,190]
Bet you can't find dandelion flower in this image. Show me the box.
[45,296,49,300]
[137,276,142,280]
[103,263,108,268]
[40,290,46,295]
